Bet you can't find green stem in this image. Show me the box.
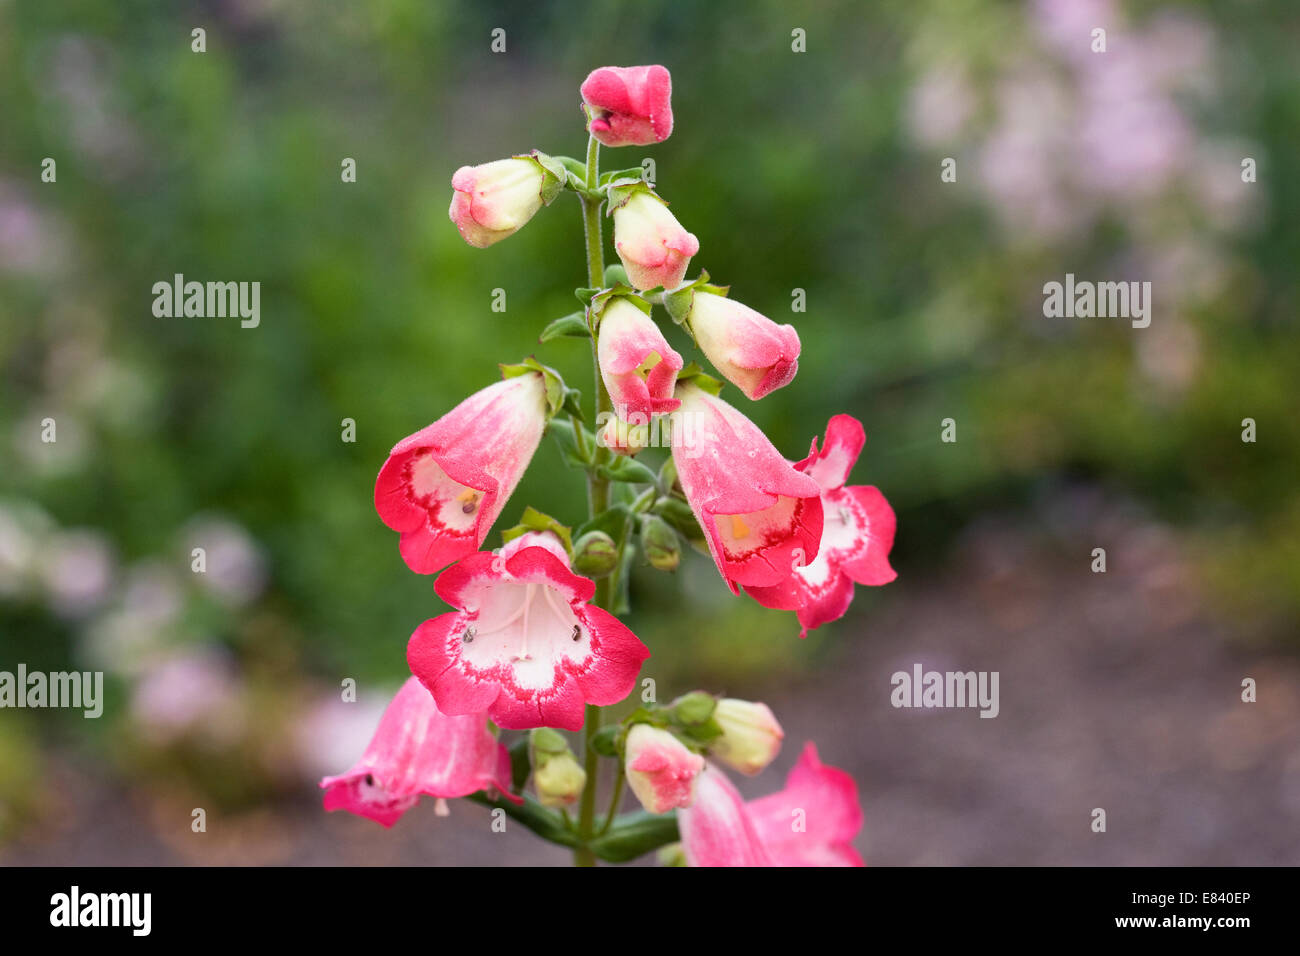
[575,134,610,867]
[597,765,626,837]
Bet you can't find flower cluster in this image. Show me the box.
[321,64,896,866]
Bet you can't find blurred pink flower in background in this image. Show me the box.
[183,517,268,607]
[130,647,245,745]
[39,529,115,618]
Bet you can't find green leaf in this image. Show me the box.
[597,456,658,485]
[575,503,632,545]
[548,417,597,468]
[501,506,574,557]
[539,312,591,343]
[588,811,681,863]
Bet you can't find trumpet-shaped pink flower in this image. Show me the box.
[612,192,699,292]
[407,532,650,732]
[671,383,823,594]
[320,677,517,828]
[597,298,683,419]
[580,65,673,147]
[678,743,864,867]
[375,373,548,575]
[746,415,896,636]
[624,724,705,814]
[449,158,548,248]
[688,292,800,400]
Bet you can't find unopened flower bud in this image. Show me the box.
[656,842,688,867]
[572,531,618,578]
[449,157,554,248]
[599,413,651,456]
[581,65,674,148]
[530,728,587,808]
[708,698,784,776]
[624,723,703,814]
[641,515,680,572]
[612,191,699,292]
[687,291,801,400]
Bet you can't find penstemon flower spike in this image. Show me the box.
[322,64,896,867]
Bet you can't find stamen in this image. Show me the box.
[462,625,476,643]
[839,506,852,525]
[572,624,581,642]
[730,515,751,539]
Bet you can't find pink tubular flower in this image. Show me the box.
[746,415,897,637]
[407,532,651,732]
[612,191,699,292]
[688,291,800,400]
[580,65,673,147]
[678,743,864,867]
[449,158,547,248]
[624,723,705,814]
[671,382,823,594]
[320,677,518,828]
[597,298,683,418]
[375,373,548,575]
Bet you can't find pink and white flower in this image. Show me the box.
[688,292,800,400]
[612,191,699,292]
[580,65,674,148]
[375,372,548,575]
[320,677,517,828]
[449,158,547,248]
[624,723,705,814]
[597,298,683,419]
[677,743,864,867]
[407,532,650,732]
[671,382,823,594]
[746,415,896,636]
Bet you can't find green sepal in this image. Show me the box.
[500,506,574,557]
[518,150,568,206]
[598,167,648,188]
[499,357,569,419]
[675,362,724,397]
[588,285,653,332]
[589,724,621,758]
[662,271,729,329]
[603,178,660,215]
[603,263,630,287]
[539,312,591,342]
[575,287,599,306]
[597,456,658,486]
